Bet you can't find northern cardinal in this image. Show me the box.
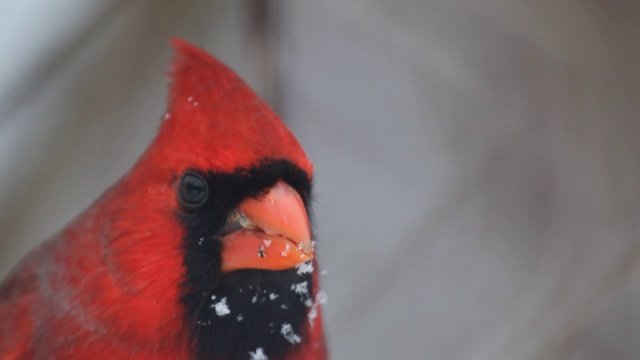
[0,40,327,360]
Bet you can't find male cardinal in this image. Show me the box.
[0,40,326,360]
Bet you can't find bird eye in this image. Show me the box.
[178,171,208,207]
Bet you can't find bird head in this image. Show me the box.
[102,40,325,359]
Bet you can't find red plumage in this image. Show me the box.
[0,39,326,360]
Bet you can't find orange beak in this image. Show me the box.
[220,181,314,272]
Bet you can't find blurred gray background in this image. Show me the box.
[1,1,640,359]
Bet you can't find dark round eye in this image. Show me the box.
[178,171,208,207]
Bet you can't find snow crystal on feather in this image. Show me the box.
[296,261,314,275]
[248,347,268,360]
[307,290,328,326]
[211,297,230,316]
[280,323,301,344]
[307,303,318,326]
[291,281,308,295]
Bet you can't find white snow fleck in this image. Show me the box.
[212,297,230,316]
[280,323,301,344]
[292,281,308,295]
[210,294,216,301]
[237,314,244,322]
[296,262,314,275]
[163,113,171,120]
[269,293,279,300]
[316,289,328,304]
[281,304,288,310]
[281,243,291,257]
[198,237,205,246]
[263,239,272,247]
[301,290,328,327]
[187,96,194,102]
[307,303,318,326]
[320,269,328,276]
[252,295,258,303]
[248,347,268,360]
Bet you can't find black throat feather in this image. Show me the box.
[179,160,315,360]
